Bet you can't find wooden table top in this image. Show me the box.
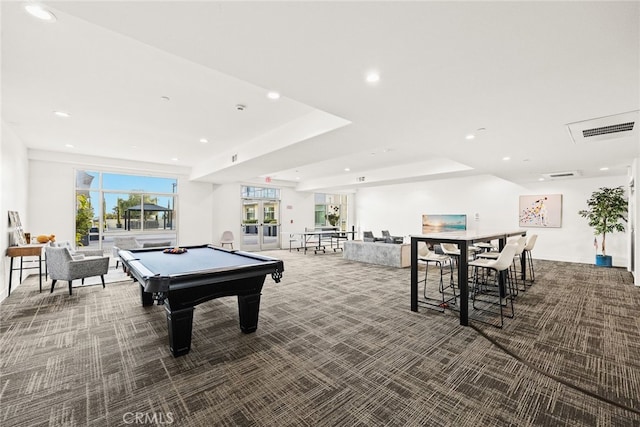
[6,244,46,257]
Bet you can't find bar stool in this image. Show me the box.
[468,243,518,328]
[417,245,455,312]
[475,236,527,294]
[440,242,480,269]
[523,234,538,284]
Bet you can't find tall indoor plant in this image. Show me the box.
[578,186,628,267]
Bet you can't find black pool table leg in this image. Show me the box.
[237,293,261,333]
[140,284,154,306]
[165,304,195,357]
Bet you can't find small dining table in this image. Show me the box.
[410,229,527,326]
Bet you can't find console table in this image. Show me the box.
[6,244,46,296]
[343,241,410,268]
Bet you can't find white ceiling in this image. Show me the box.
[3,1,639,192]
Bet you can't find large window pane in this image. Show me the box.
[314,193,348,230]
[102,173,177,193]
[75,170,178,250]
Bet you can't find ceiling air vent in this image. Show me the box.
[542,171,582,180]
[566,110,639,143]
[356,176,366,182]
[231,154,238,163]
[583,122,634,138]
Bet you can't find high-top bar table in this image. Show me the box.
[410,229,526,326]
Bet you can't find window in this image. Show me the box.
[241,186,280,199]
[315,193,348,230]
[75,170,177,247]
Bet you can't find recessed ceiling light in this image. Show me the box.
[53,111,70,118]
[465,134,475,140]
[365,71,380,83]
[296,177,300,180]
[502,156,511,161]
[171,158,179,161]
[200,138,208,143]
[131,145,138,149]
[64,144,74,148]
[538,178,545,181]
[344,168,351,172]
[267,91,280,100]
[25,4,56,22]
[600,167,609,171]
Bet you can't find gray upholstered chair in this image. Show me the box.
[52,240,104,259]
[363,231,385,243]
[381,230,404,244]
[45,246,110,295]
[112,237,142,269]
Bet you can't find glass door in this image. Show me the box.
[241,199,280,251]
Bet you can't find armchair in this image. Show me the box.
[45,246,109,295]
[52,240,104,259]
[381,230,404,244]
[113,237,142,269]
[363,231,385,243]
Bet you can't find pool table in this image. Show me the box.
[119,244,284,357]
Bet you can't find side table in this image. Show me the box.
[6,244,46,296]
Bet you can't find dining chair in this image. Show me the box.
[220,231,235,249]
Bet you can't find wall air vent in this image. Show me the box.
[357,176,366,182]
[231,154,238,163]
[566,110,638,143]
[542,171,582,180]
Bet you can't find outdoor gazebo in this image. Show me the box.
[124,203,174,231]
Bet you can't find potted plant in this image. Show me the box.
[578,186,628,267]
[75,194,94,246]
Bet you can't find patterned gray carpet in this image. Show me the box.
[1,250,638,426]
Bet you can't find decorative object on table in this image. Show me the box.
[36,234,56,243]
[164,247,187,254]
[7,210,27,246]
[578,186,628,267]
[421,214,467,233]
[519,194,562,228]
[326,205,340,227]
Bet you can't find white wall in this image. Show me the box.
[355,173,629,267]
[279,187,317,239]
[211,183,242,246]
[1,122,30,300]
[176,176,215,246]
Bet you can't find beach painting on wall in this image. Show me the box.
[519,194,562,227]
[422,214,467,233]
